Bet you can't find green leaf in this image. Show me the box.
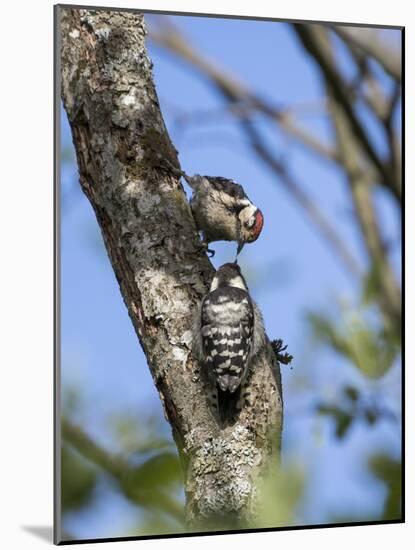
[307,308,398,379]
[343,385,359,402]
[61,445,97,512]
[364,409,379,425]
[316,404,354,439]
[252,463,305,528]
[121,452,182,504]
[362,260,383,305]
[369,453,402,520]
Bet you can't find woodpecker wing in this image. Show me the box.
[189,176,247,208]
[204,177,249,212]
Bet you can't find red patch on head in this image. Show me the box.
[252,209,264,241]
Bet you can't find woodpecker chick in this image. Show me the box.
[192,262,267,423]
[184,174,264,256]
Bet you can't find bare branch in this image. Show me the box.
[148,21,361,278]
[384,82,402,193]
[330,28,402,195]
[149,24,338,163]
[293,24,401,202]
[327,88,401,324]
[240,118,361,278]
[334,26,401,81]
[336,34,390,121]
[300,24,402,322]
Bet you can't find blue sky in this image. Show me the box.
[60,13,401,539]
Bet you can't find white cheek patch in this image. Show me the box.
[239,204,257,226]
[229,276,247,290]
[239,199,251,207]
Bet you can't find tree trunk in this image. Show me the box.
[59,7,283,530]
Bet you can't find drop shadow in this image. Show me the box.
[21,525,54,544]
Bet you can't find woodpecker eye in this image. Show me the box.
[233,203,247,215]
[245,217,255,229]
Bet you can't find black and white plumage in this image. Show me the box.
[184,174,264,256]
[192,263,267,423]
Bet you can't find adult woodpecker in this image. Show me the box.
[158,160,264,256]
[186,174,264,257]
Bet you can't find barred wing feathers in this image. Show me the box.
[201,286,254,393]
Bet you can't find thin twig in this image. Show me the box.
[333,26,401,82]
[312,25,401,323]
[330,28,402,196]
[293,24,401,202]
[149,25,338,163]
[149,22,360,278]
[326,91,401,324]
[240,118,362,277]
[334,31,390,121]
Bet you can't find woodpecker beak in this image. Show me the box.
[236,241,245,256]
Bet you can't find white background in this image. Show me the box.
[0,0,410,548]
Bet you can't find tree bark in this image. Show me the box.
[59,7,283,530]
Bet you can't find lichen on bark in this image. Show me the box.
[59,6,283,529]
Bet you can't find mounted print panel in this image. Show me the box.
[54,4,403,544]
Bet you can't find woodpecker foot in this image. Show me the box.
[271,338,293,365]
[196,241,215,257]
